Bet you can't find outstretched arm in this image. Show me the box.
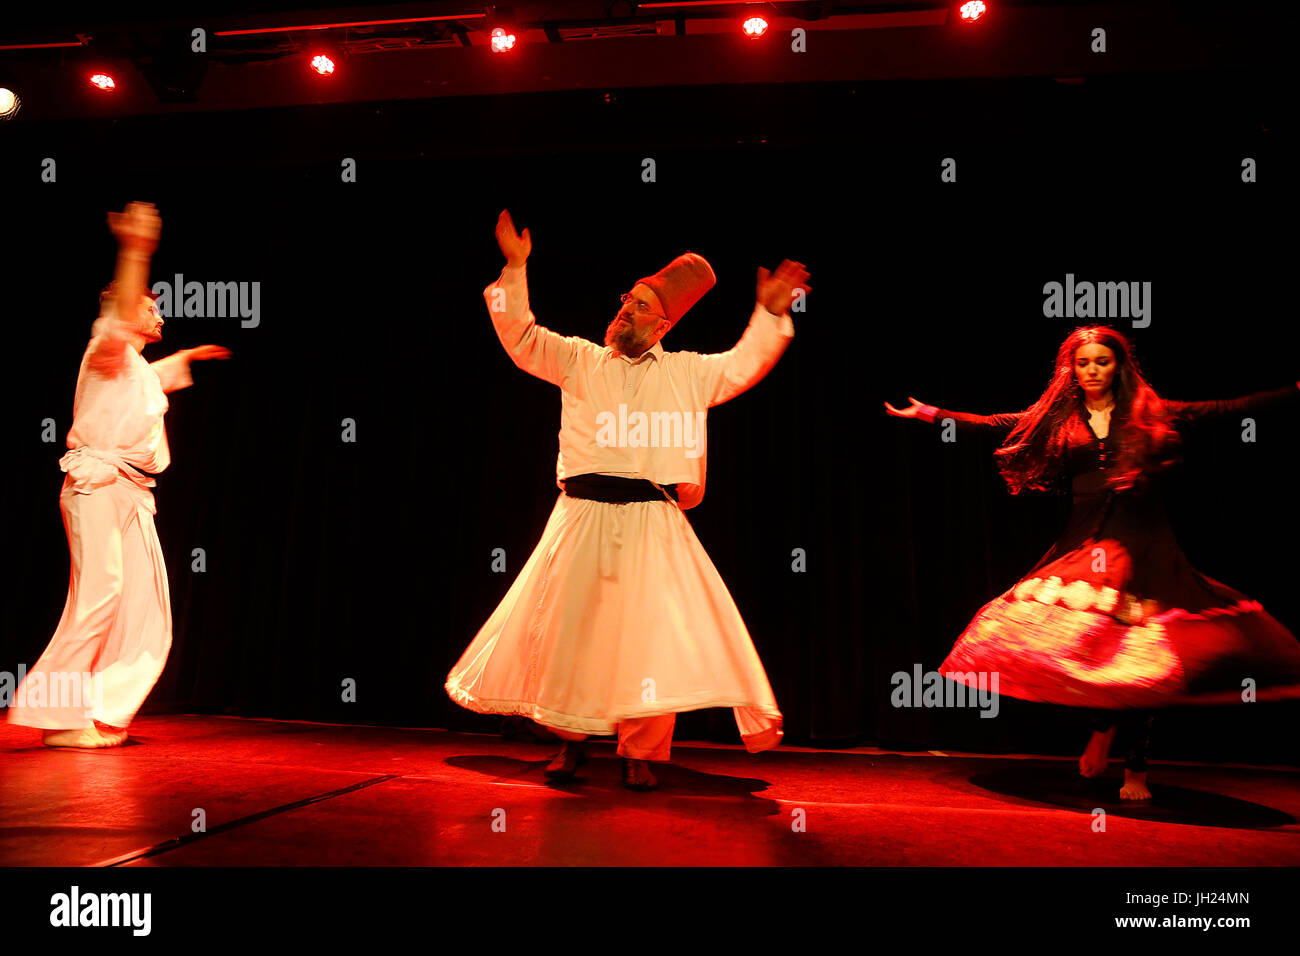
[150,345,232,393]
[1162,383,1300,425]
[692,260,806,407]
[884,397,1022,436]
[484,209,581,386]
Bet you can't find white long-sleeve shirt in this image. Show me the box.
[61,313,194,493]
[485,263,794,509]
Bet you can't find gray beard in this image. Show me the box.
[605,319,647,357]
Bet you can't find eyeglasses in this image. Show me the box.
[620,293,664,319]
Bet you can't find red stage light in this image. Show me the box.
[742,16,768,38]
[490,27,517,52]
[310,54,336,75]
[89,73,116,91]
[959,1,987,21]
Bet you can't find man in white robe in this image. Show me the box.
[6,201,230,747]
[446,210,809,789]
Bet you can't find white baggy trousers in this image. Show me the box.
[7,472,172,730]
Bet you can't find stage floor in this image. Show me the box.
[2,715,1298,866]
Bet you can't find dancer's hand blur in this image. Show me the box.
[757,260,809,316]
[108,201,161,255]
[496,209,531,267]
[883,397,928,418]
[183,345,232,362]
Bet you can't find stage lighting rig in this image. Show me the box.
[486,6,520,51]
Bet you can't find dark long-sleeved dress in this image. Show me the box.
[931,385,1300,709]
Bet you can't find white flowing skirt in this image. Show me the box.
[446,493,783,752]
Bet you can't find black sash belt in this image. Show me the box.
[563,474,678,503]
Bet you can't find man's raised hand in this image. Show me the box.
[495,209,532,267]
[108,201,162,256]
[757,260,810,316]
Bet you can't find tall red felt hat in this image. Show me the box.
[636,251,715,326]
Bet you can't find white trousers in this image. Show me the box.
[550,715,677,762]
[7,474,172,730]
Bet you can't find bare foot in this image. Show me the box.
[1119,769,1151,800]
[622,758,660,791]
[1079,725,1117,778]
[43,725,127,748]
[543,741,585,780]
[94,720,128,744]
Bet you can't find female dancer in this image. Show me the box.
[886,325,1300,799]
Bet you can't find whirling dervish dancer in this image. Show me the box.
[887,325,1300,799]
[8,201,231,747]
[447,210,807,790]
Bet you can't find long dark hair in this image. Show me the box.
[994,326,1181,495]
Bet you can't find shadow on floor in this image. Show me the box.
[447,752,781,807]
[968,765,1296,829]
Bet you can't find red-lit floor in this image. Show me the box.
[2,715,1298,866]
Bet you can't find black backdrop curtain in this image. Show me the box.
[3,73,1296,764]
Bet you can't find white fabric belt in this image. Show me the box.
[59,446,154,494]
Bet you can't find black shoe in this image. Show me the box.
[621,758,660,791]
[544,743,586,780]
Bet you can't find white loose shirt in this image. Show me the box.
[61,314,194,493]
[485,263,794,510]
